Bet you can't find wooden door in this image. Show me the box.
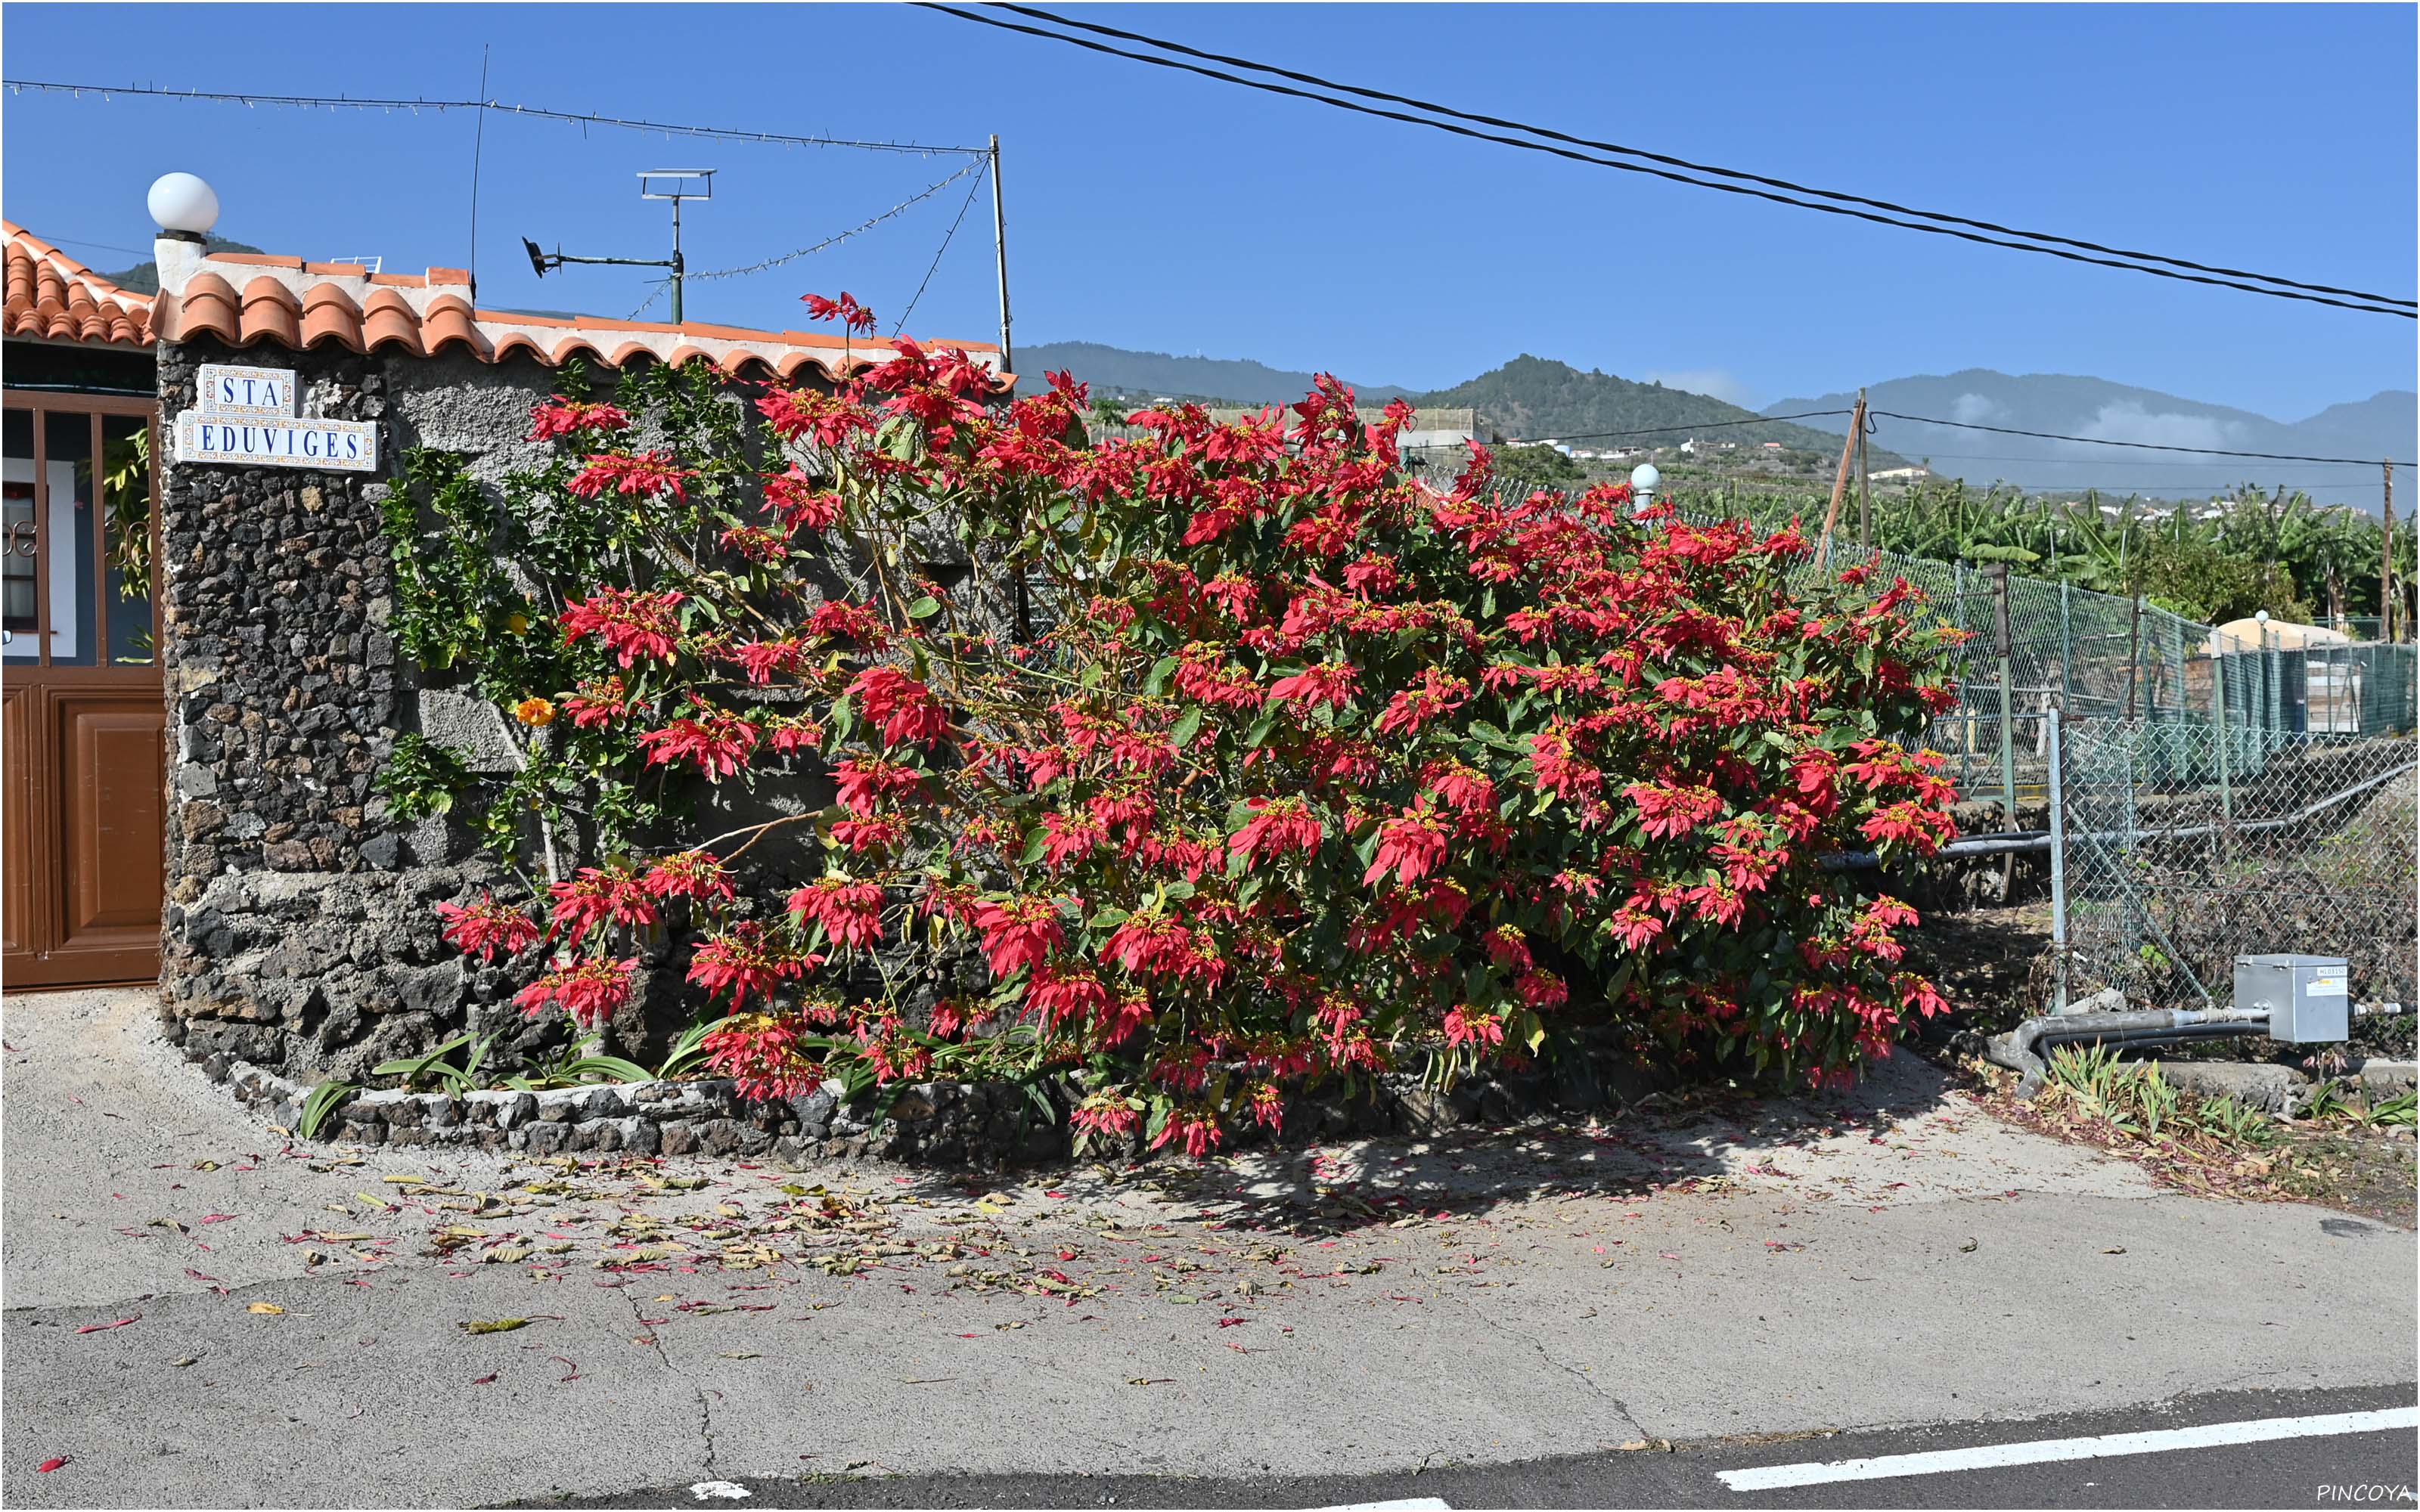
[2,395,165,989]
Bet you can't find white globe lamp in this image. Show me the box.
[148,173,221,240]
[1629,462,1661,510]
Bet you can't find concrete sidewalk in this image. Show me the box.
[5,988,2412,1508]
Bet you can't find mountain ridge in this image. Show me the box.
[1762,370,2415,510]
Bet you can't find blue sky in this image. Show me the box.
[4,3,2412,419]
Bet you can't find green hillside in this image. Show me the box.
[1412,355,1890,460]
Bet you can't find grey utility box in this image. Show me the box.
[2234,954,2350,1043]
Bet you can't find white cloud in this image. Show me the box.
[1950,392,2002,425]
[2069,401,2237,454]
[1643,368,1755,407]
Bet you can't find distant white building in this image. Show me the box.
[1870,465,1934,482]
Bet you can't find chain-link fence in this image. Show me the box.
[2050,712,2418,1015]
[1650,491,2418,815]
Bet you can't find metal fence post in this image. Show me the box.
[2059,580,2071,712]
[2047,706,2068,1015]
[1953,559,1972,792]
[1990,562,2020,829]
[2210,645,2234,823]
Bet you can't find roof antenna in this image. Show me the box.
[523,169,711,324]
[468,42,491,296]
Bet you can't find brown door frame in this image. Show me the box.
[3,386,166,990]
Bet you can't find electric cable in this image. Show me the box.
[912,4,2413,318]
[1869,410,2415,466]
[988,2,2412,311]
[892,162,991,336]
[0,78,987,156]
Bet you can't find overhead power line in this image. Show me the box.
[1494,407,2412,468]
[1869,410,2416,467]
[1887,448,2386,472]
[990,2,2413,313]
[1497,409,1854,445]
[0,78,987,156]
[914,4,2415,320]
[893,163,991,336]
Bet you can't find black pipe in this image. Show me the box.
[1987,1008,2270,1096]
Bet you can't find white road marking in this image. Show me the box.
[1323,1501,1452,1511]
[1718,1406,2420,1491]
[688,1483,752,1501]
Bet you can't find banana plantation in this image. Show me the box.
[1664,479,2415,631]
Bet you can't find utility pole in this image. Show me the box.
[1816,389,1866,569]
[988,134,1013,373]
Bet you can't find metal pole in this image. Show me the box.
[669,197,684,325]
[2059,580,2071,712]
[988,134,1013,373]
[2211,635,2233,823]
[2047,707,2068,1015]
[2384,460,2397,643]
[1856,386,1871,547]
[2126,591,2143,720]
[1954,559,1971,792]
[1990,562,2019,830]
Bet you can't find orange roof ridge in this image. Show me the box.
[144,235,1009,387]
[4,222,157,348]
[5,220,1010,389]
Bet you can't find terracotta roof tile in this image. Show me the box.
[237,276,302,348]
[359,287,424,355]
[420,293,482,357]
[2,222,158,349]
[300,283,363,349]
[163,271,240,345]
[3,220,1013,389]
[147,235,1010,388]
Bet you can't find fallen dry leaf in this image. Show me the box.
[76,1315,139,1334]
[461,1318,530,1335]
[246,1302,286,1315]
[37,1457,67,1473]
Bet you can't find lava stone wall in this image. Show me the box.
[157,336,545,1079]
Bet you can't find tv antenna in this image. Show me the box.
[522,169,713,324]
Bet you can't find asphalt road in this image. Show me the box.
[8,990,2414,1510]
[533,1383,2420,1509]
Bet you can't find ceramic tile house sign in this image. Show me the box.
[171,361,378,472]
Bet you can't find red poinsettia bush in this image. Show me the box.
[417,304,1962,1152]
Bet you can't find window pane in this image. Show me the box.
[42,411,98,667]
[2,409,33,652]
[101,414,156,665]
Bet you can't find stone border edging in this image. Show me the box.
[186,1038,1676,1169]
